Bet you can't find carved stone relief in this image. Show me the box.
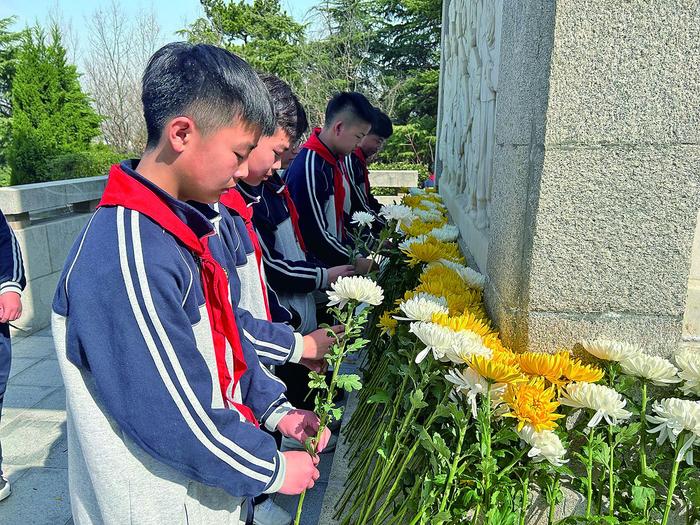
[438,0,502,231]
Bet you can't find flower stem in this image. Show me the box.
[608,424,616,517]
[548,474,559,525]
[294,307,353,525]
[438,420,468,513]
[661,437,685,525]
[585,427,595,519]
[481,387,493,515]
[639,380,648,474]
[519,470,530,525]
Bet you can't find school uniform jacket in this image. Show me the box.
[210,196,304,366]
[285,129,353,268]
[237,178,324,335]
[0,210,26,297]
[52,162,290,524]
[342,148,385,232]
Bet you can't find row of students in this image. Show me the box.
[51,41,391,525]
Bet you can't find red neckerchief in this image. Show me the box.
[302,128,345,236]
[277,183,307,253]
[220,189,272,321]
[99,165,258,425]
[354,147,371,200]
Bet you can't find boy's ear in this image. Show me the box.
[332,120,343,136]
[166,116,197,153]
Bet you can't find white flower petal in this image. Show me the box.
[560,382,632,427]
[325,276,384,307]
[620,353,680,386]
[579,339,641,363]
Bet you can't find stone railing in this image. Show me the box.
[368,169,419,205]
[0,176,108,337]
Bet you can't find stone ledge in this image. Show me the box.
[0,176,107,219]
[368,170,419,188]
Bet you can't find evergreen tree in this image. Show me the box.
[0,17,23,168]
[8,25,101,185]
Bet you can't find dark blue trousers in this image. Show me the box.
[0,322,11,477]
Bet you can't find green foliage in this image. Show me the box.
[8,25,102,185]
[41,146,121,183]
[0,17,23,167]
[180,0,306,84]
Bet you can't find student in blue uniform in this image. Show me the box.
[236,75,355,335]
[51,43,329,525]
[343,108,393,223]
[285,92,376,271]
[0,210,25,502]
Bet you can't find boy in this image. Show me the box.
[234,75,354,335]
[343,108,393,221]
[0,210,25,502]
[285,92,375,269]
[52,43,328,524]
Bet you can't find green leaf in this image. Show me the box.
[409,389,429,410]
[367,390,390,404]
[432,432,450,459]
[630,485,655,512]
[335,374,362,392]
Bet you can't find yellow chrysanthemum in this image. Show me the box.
[503,378,564,432]
[564,359,604,383]
[402,238,464,266]
[403,219,447,237]
[470,355,525,384]
[402,241,445,266]
[377,310,398,336]
[518,351,571,384]
[413,281,481,314]
[420,264,463,286]
[431,311,493,339]
[402,195,428,208]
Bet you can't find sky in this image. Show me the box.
[1,0,320,48]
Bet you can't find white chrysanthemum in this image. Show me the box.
[413,208,443,222]
[427,224,459,243]
[431,259,486,291]
[647,398,700,464]
[675,347,700,396]
[444,330,493,364]
[559,382,632,427]
[518,425,568,467]
[398,235,427,252]
[379,204,412,221]
[351,211,375,228]
[580,339,641,363]
[418,199,445,212]
[395,295,448,322]
[408,187,427,195]
[445,368,504,418]
[326,276,384,309]
[620,353,681,386]
[409,321,456,363]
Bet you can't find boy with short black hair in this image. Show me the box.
[285,92,376,270]
[343,107,393,220]
[52,43,327,524]
[235,75,354,335]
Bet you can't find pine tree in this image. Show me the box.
[8,24,101,185]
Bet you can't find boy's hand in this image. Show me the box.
[279,451,320,494]
[298,358,328,373]
[277,409,332,453]
[302,325,344,360]
[354,257,378,275]
[327,264,355,285]
[0,292,22,323]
